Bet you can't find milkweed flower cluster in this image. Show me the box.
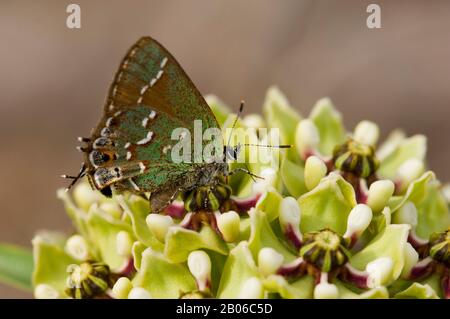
[32,87,450,299]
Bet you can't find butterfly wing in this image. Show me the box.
[85,37,223,194]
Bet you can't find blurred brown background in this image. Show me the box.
[1,0,450,298]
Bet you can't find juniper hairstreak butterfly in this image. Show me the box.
[63,37,290,212]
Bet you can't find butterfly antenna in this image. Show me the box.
[227,100,245,147]
[61,163,86,192]
[242,143,292,148]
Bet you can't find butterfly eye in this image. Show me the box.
[224,146,237,161]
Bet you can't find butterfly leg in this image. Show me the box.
[61,163,87,191]
[227,167,264,180]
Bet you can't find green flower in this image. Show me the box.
[2,87,449,299]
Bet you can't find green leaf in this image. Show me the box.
[32,233,77,296]
[85,206,134,272]
[0,243,33,291]
[117,195,164,251]
[378,135,426,179]
[309,98,346,156]
[280,158,307,198]
[415,180,450,239]
[298,173,356,235]
[132,248,196,298]
[335,280,389,299]
[255,189,283,222]
[216,242,260,298]
[394,283,439,299]
[57,188,89,238]
[263,86,301,161]
[350,224,410,284]
[263,275,314,299]
[247,209,297,262]
[389,171,435,212]
[164,225,228,263]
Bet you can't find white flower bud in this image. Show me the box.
[344,204,373,239]
[116,231,133,257]
[401,243,419,278]
[295,119,320,159]
[442,184,450,204]
[238,277,264,299]
[393,201,418,228]
[128,287,152,299]
[304,156,327,190]
[216,211,240,243]
[188,251,212,292]
[73,182,103,211]
[252,167,277,194]
[353,120,380,146]
[314,282,339,299]
[34,284,59,299]
[99,201,122,219]
[366,180,395,213]
[396,159,425,190]
[314,273,338,299]
[112,277,133,299]
[258,247,284,277]
[65,235,90,261]
[366,257,394,288]
[279,197,301,227]
[243,114,266,129]
[279,197,302,240]
[146,214,174,243]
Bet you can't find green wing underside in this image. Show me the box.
[91,37,221,192]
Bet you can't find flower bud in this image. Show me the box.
[116,231,133,257]
[295,119,320,160]
[442,184,450,204]
[304,156,327,190]
[401,243,419,278]
[146,214,174,243]
[34,284,59,299]
[353,120,380,146]
[258,247,284,277]
[65,235,90,261]
[128,287,152,299]
[279,197,302,247]
[112,277,133,299]
[366,257,393,288]
[366,180,395,212]
[238,277,264,299]
[314,273,338,299]
[188,251,212,292]
[99,201,122,219]
[392,201,418,228]
[243,114,266,129]
[73,182,103,211]
[314,282,339,299]
[216,211,240,243]
[396,159,425,191]
[252,167,277,194]
[344,204,373,239]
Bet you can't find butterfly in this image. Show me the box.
[64,37,263,213]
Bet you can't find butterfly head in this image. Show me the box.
[224,144,242,162]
